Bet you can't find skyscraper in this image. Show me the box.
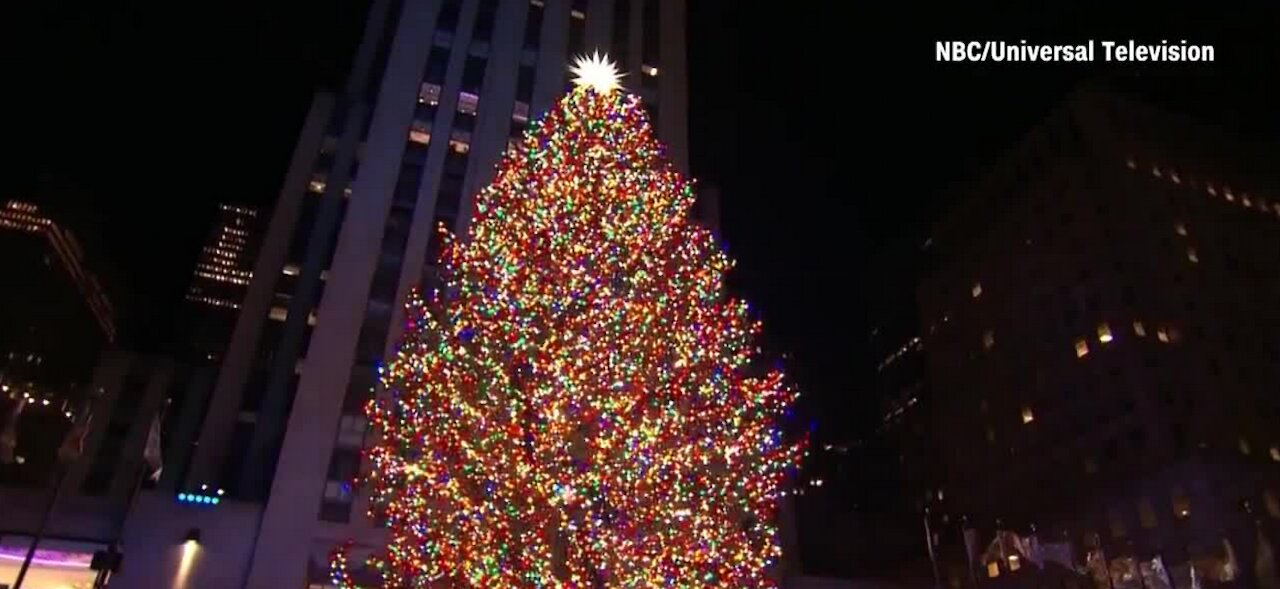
[111,1,690,586]
[183,203,261,362]
[0,200,114,398]
[917,88,1280,585]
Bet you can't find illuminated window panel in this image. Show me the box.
[1186,248,1198,263]
[269,307,288,321]
[1020,407,1034,424]
[1097,323,1113,344]
[512,101,530,124]
[418,82,442,105]
[971,282,983,298]
[1238,437,1251,456]
[408,120,431,145]
[458,92,480,115]
[1174,222,1187,236]
[1172,486,1191,518]
[1132,321,1146,337]
[982,329,995,350]
[1075,339,1089,358]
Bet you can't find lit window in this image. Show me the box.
[1125,158,1137,170]
[1170,171,1182,184]
[1186,248,1198,263]
[1156,328,1169,343]
[1172,486,1191,518]
[343,187,353,199]
[982,329,995,350]
[1151,166,1162,178]
[282,264,301,276]
[570,8,586,19]
[1206,184,1217,197]
[1075,339,1090,358]
[307,311,318,327]
[986,561,1000,578]
[1224,187,1235,202]
[530,0,544,5]
[1266,490,1280,519]
[458,91,480,115]
[1239,437,1251,456]
[309,174,327,194]
[512,101,530,124]
[449,130,471,154]
[971,282,983,298]
[1242,195,1253,208]
[269,307,288,321]
[323,481,352,502]
[1138,498,1157,529]
[418,82,442,105]
[642,64,659,76]
[1271,446,1280,462]
[1021,407,1035,424]
[337,415,368,448]
[1007,554,1021,571]
[1133,321,1146,337]
[408,120,431,144]
[1174,222,1187,236]
[1097,323,1113,344]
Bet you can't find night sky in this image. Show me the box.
[12,3,1278,445]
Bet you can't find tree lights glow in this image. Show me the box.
[333,80,803,588]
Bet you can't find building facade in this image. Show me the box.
[918,88,1280,586]
[182,203,262,363]
[0,200,115,394]
[0,349,217,588]
[102,1,691,587]
[0,200,117,494]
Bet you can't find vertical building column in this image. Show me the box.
[242,0,443,585]
[186,92,334,488]
[531,0,572,114]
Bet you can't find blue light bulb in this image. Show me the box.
[178,493,188,502]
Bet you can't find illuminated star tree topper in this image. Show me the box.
[569,50,624,94]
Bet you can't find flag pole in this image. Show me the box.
[92,399,170,589]
[12,464,68,589]
[924,507,943,589]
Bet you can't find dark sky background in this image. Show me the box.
[11,3,1278,446]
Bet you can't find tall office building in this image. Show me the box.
[108,1,689,587]
[917,88,1279,586]
[183,203,262,362]
[0,199,115,401]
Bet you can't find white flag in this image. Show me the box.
[0,398,26,464]
[143,412,163,481]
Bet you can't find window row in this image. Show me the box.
[1128,157,1280,220]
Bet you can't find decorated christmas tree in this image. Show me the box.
[334,53,804,588]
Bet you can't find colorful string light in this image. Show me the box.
[333,82,804,588]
